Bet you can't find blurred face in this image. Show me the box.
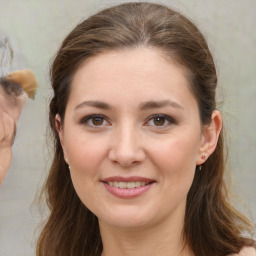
[58,48,207,229]
[0,86,26,121]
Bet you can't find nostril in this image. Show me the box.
[111,158,139,168]
[109,154,144,167]
[108,131,146,166]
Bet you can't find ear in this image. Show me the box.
[196,110,222,165]
[55,114,69,164]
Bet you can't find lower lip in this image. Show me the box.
[102,182,155,199]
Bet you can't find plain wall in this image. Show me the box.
[0,0,255,255]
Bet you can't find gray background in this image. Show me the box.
[0,0,255,255]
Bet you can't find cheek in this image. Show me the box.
[149,133,200,183]
[65,134,110,212]
[65,133,107,177]
[151,133,200,165]
[66,138,98,202]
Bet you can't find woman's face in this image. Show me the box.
[59,47,211,229]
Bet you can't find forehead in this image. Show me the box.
[67,47,198,112]
[72,48,189,90]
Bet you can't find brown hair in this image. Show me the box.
[37,2,255,256]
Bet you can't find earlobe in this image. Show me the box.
[197,110,222,165]
[55,114,62,134]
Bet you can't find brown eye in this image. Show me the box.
[81,114,109,127]
[153,116,166,126]
[146,114,176,128]
[92,117,104,126]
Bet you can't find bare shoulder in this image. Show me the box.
[228,247,256,256]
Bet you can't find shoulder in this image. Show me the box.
[228,247,256,256]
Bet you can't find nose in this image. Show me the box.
[108,124,145,167]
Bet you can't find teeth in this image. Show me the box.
[107,181,149,188]
[119,182,126,189]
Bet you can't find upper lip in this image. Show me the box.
[101,176,155,183]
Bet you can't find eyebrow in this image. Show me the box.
[74,100,111,110]
[139,100,184,111]
[74,99,184,111]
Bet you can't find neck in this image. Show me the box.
[99,205,193,256]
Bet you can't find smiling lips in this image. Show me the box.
[101,176,155,198]
[107,181,151,189]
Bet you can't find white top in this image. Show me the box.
[228,247,256,256]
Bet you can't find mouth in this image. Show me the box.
[101,176,156,198]
[103,181,153,189]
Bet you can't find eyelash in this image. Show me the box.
[80,114,109,127]
[80,114,176,128]
[145,114,176,128]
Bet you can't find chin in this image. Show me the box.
[101,216,150,230]
[97,206,157,229]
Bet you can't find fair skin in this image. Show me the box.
[0,110,15,185]
[0,86,26,184]
[57,47,222,256]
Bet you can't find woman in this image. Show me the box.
[37,2,255,256]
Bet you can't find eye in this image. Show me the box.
[145,114,176,127]
[80,114,110,127]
